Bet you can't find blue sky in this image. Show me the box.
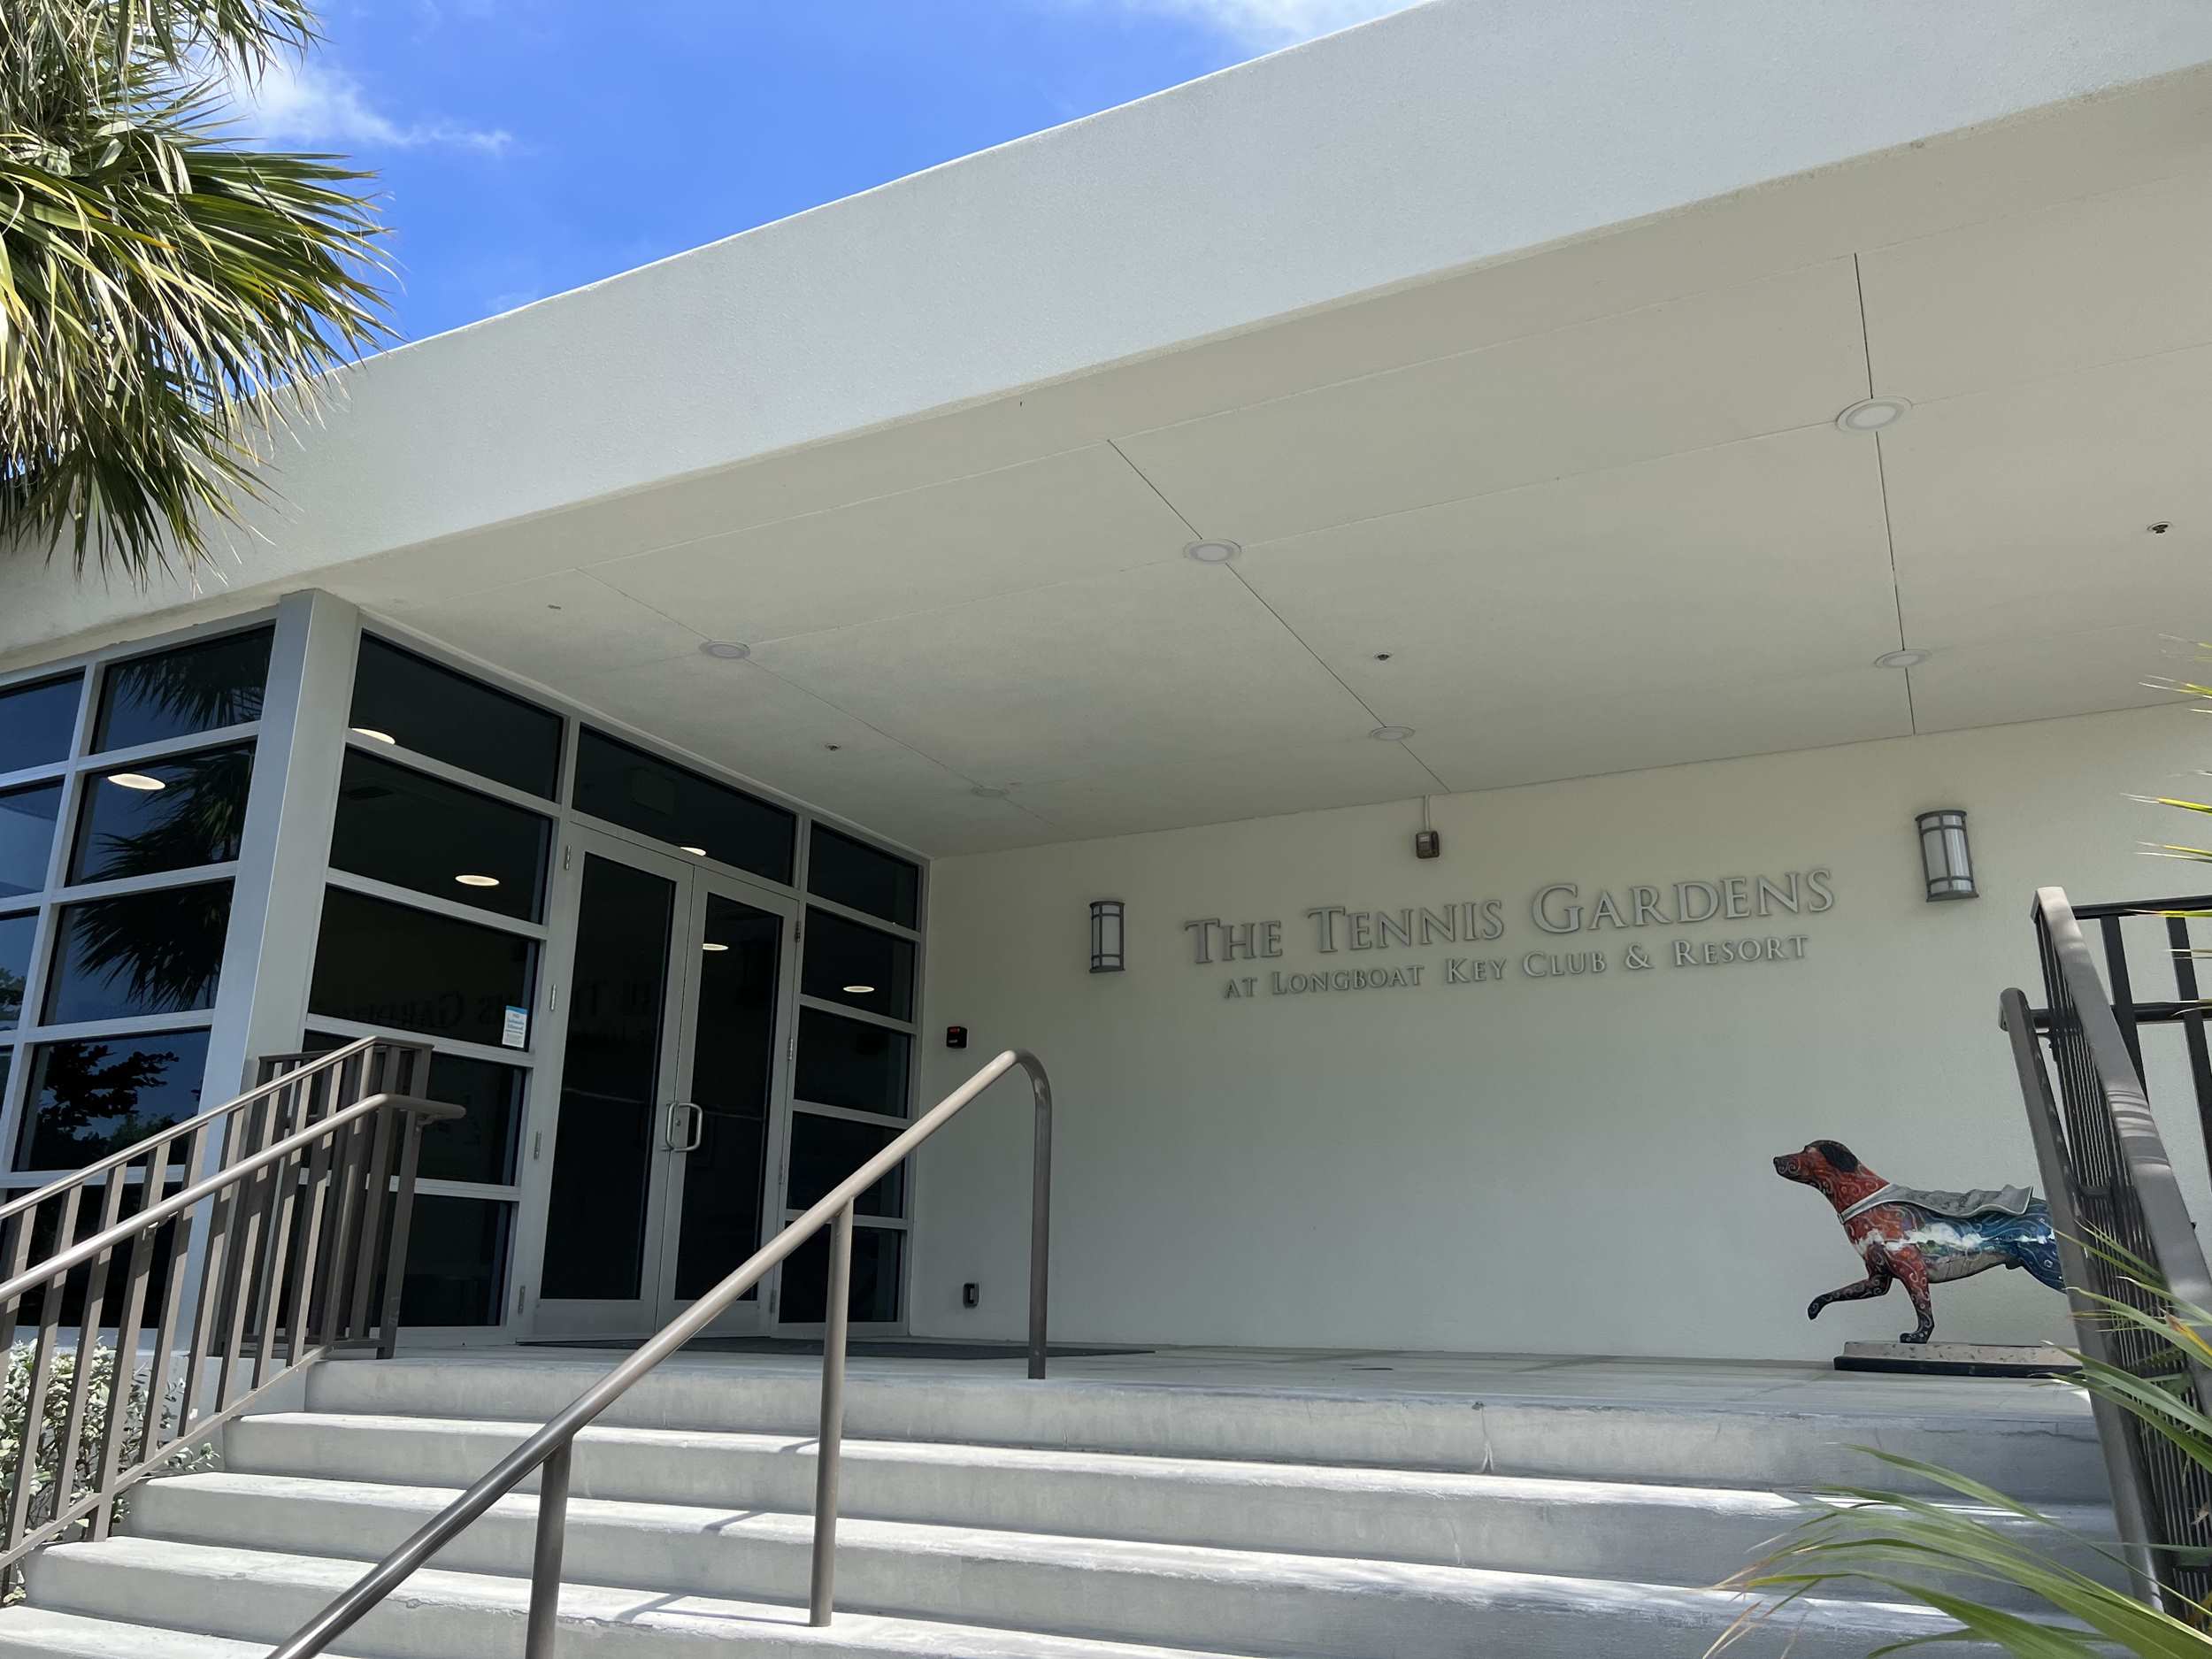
[238,3,1417,344]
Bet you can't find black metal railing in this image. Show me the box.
[2001,887,2212,1616]
[2031,893,2212,1180]
[0,1037,457,1586]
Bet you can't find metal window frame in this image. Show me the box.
[326,742,559,928]
[776,891,923,1336]
[318,609,930,1342]
[2,596,939,1347]
[804,819,925,935]
[0,612,282,1205]
[348,632,569,804]
[569,723,801,889]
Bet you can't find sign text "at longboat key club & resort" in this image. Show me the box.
[1184,870,1835,1000]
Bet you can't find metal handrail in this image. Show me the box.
[272,1047,1054,1659]
[2001,986,2163,1601]
[0,1040,458,1588]
[0,1094,461,1310]
[0,1035,405,1230]
[2017,890,2212,1184]
[2001,886,2212,1615]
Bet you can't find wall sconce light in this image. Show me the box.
[1089,899,1125,972]
[1916,808,1977,902]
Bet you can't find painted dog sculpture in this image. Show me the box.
[1773,1140,2064,1343]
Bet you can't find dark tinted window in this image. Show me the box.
[0,912,31,1028]
[349,637,563,798]
[303,1033,524,1188]
[787,1112,905,1217]
[0,783,61,898]
[572,728,794,884]
[19,1029,213,1169]
[0,675,82,774]
[308,888,534,1049]
[44,882,231,1024]
[329,751,550,923]
[808,826,918,929]
[795,1008,910,1118]
[396,1195,510,1326]
[541,857,672,1301]
[71,745,254,884]
[93,628,271,752]
[670,894,781,1301]
[801,909,915,1022]
[781,1223,902,1325]
[421,1052,526,1186]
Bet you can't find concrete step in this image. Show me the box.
[0,1609,330,1659]
[304,1356,2108,1501]
[6,1541,1249,1659]
[26,1532,1986,1659]
[221,1409,2123,1602]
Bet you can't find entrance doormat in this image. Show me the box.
[1835,1340,2080,1379]
[522,1338,1148,1361]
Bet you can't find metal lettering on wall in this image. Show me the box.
[1184,870,1832,1000]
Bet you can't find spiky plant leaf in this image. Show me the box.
[1717,1259,2212,1658]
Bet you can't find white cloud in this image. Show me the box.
[1087,0,1424,47]
[222,55,513,156]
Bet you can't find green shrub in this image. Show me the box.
[0,1344,214,1601]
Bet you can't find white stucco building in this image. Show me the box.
[4,0,2212,1368]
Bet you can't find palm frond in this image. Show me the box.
[1,0,387,585]
[1717,1256,2212,1657]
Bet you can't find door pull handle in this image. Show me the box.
[667,1101,704,1152]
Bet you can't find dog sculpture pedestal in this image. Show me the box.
[1836,1340,2079,1379]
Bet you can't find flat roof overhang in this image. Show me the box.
[4,1,2211,855]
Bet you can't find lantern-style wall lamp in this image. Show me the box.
[1916,808,1977,902]
[1089,899,1125,972]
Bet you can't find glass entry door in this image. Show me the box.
[534,830,796,1339]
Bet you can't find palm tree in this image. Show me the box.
[1,0,387,585]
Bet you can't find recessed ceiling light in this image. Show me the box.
[971,784,1008,798]
[701,941,729,952]
[1836,396,1910,434]
[1369,725,1416,741]
[699,641,751,661]
[679,845,708,856]
[456,873,501,888]
[107,772,165,792]
[350,727,397,745]
[842,984,876,995]
[1184,540,1241,565]
[1874,649,1929,669]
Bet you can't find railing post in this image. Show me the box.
[525,1444,571,1659]
[1026,1059,1052,1381]
[809,1202,854,1627]
[375,1110,428,1360]
[2001,989,2162,1601]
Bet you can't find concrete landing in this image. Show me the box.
[417,1340,2095,1417]
[363,1340,2103,1501]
